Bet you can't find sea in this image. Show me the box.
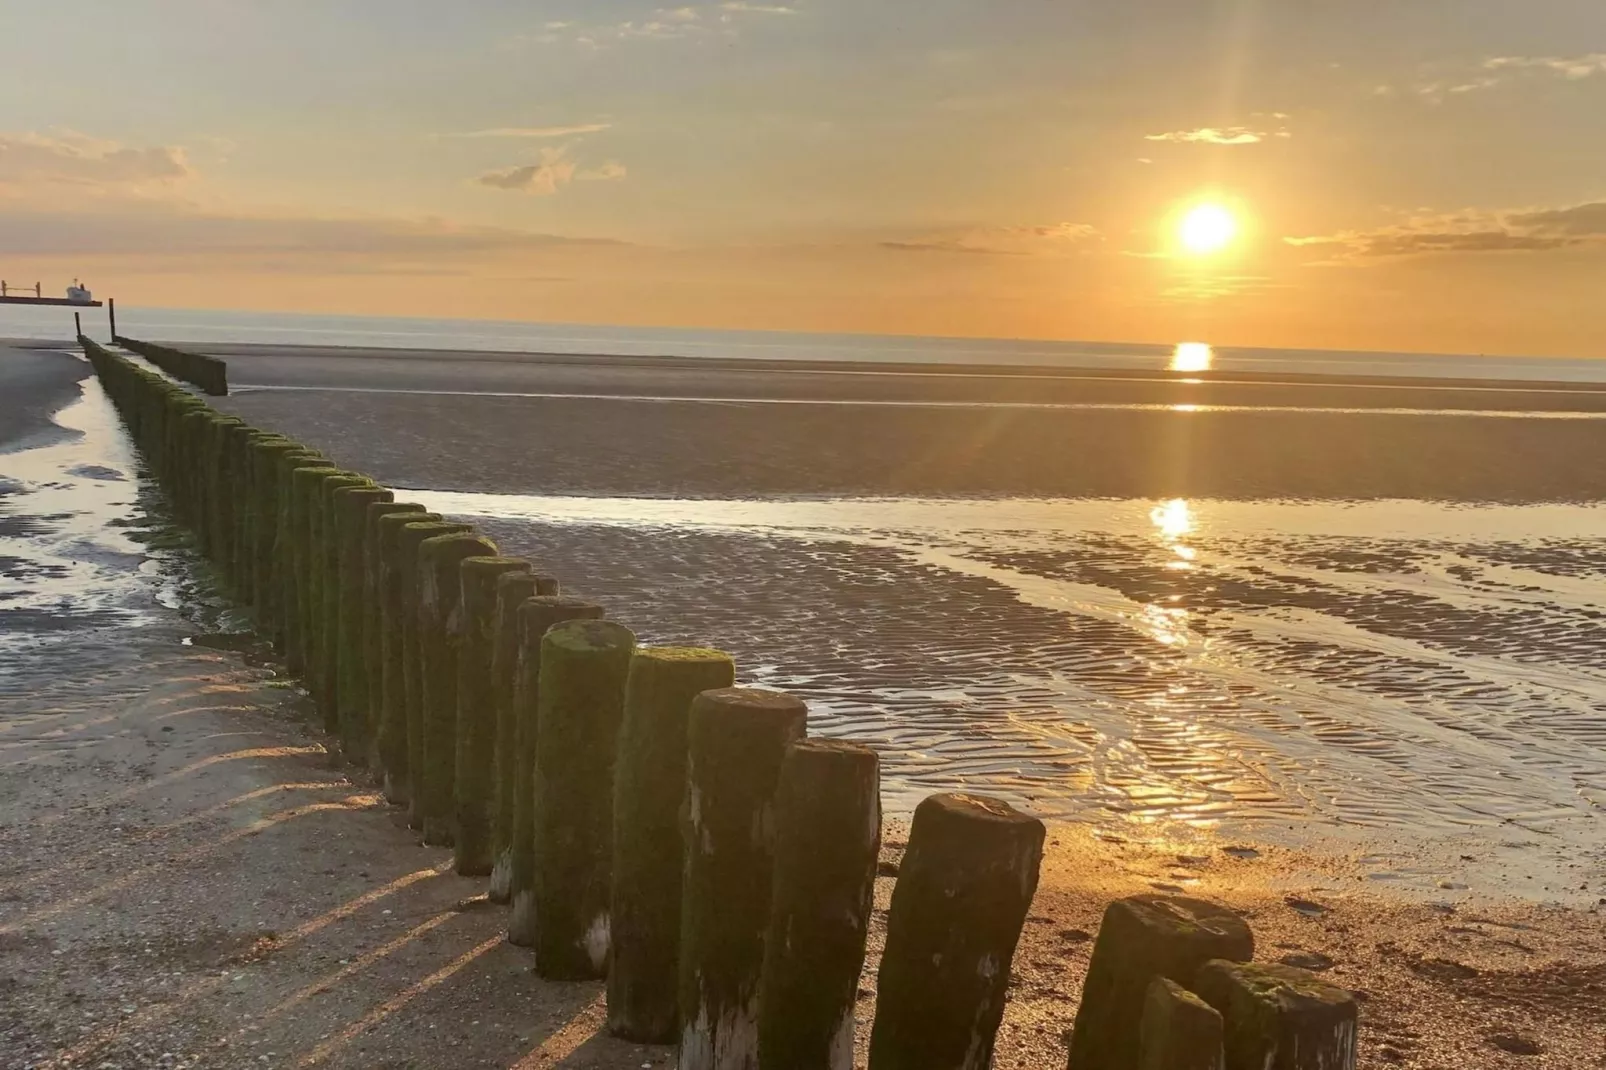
[5,303,1606,382]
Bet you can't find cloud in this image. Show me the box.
[1286,202,1606,259]
[477,146,625,194]
[1484,53,1606,79]
[720,2,797,12]
[1404,53,1606,100]
[1145,120,1290,146]
[1509,202,1606,237]
[452,123,612,139]
[0,201,623,262]
[0,132,191,188]
[880,223,1099,256]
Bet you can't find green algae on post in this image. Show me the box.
[756,739,880,1070]
[531,618,636,980]
[678,687,808,1070]
[452,555,530,876]
[1138,978,1225,1070]
[607,646,736,1043]
[373,510,444,806]
[507,596,604,947]
[415,531,498,846]
[331,484,393,763]
[364,501,428,773]
[1192,960,1357,1070]
[312,472,373,731]
[487,570,553,903]
[868,792,1045,1070]
[395,519,470,827]
[1066,895,1253,1070]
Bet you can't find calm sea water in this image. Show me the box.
[5,304,1606,382]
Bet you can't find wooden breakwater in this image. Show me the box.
[113,335,228,396]
[79,334,1360,1070]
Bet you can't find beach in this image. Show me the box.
[3,339,1604,1067]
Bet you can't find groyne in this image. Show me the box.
[80,334,1360,1069]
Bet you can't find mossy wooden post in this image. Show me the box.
[757,739,881,1069]
[285,465,340,677]
[531,618,636,979]
[332,485,392,763]
[868,793,1046,1070]
[1065,896,1254,1070]
[489,570,559,903]
[246,437,300,618]
[267,450,323,649]
[607,647,737,1043]
[508,596,604,946]
[373,509,443,804]
[365,501,427,772]
[1139,978,1225,1070]
[312,472,372,731]
[678,687,808,1070]
[397,519,470,823]
[452,555,530,875]
[177,409,211,524]
[416,531,497,846]
[1193,961,1357,1070]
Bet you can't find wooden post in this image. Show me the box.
[1139,978,1225,1070]
[507,596,604,947]
[396,519,471,825]
[74,312,81,337]
[1066,895,1253,1070]
[364,501,428,772]
[868,793,1045,1070]
[311,472,372,730]
[373,510,445,804]
[488,570,559,903]
[331,485,393,762]
[530,618,637,979]
[1193,962,1357,1070]
[678,687,808,1070]
[108,297,116,339]
[755,739,880,1070]
[607,647,737,1043]
[284,465,340,677]
[415,531,498,846]
[452,555,530,875]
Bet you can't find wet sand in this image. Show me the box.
[1,344,90,454]
[3,344,1604,1066]
[210,344,1606,503]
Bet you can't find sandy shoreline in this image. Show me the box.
[3,344,1604,1066]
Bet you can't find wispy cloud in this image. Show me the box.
[880,222,1099,256]
[1287,202,1606,259]
[1145,117,1290,145]
[516,2,796,47]
[1400,53,1606,101]
[451,123,612,139]
[0,131,191,188]
[477,146,626,194]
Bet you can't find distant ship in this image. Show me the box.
[66,279,94,304]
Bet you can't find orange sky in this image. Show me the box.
[2,2,1604,357]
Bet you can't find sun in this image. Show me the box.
[1177,203,1237,255]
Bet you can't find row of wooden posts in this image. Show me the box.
[81,335,1359,1070]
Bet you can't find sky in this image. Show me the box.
[1,0,1604,356]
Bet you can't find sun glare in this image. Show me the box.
[1178,203,1237,255]
[1170,342,1213,372]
